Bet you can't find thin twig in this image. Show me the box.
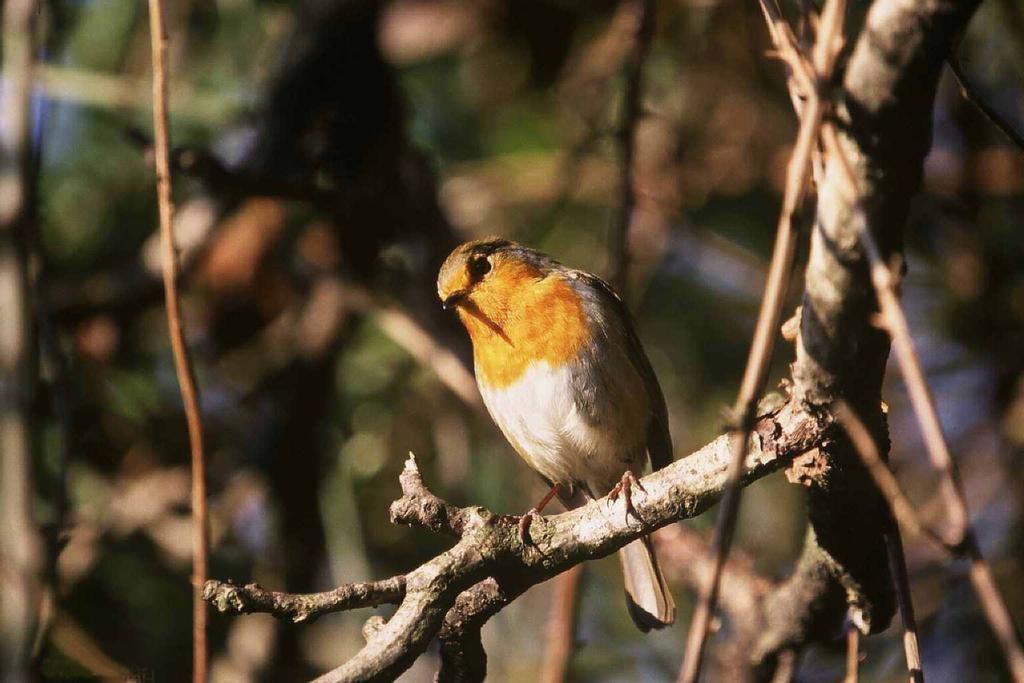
[839,398,1024,683]
[611,0,655,292]
[844,625,860,683]
[759,0,815,111]
[539,565,584,683]
[35,63,234,125]
[835,402,949,552]
[371,307,483,412]
[821,128,1024,682]
[677,1,845,680]
[656,525,771,679]
[885,530,924,683]
[772,650,797,683]
[146,2,209,681]
[209,404,827,682]
[947,58,1024,152]
[533,2,637,245]
[0,0,43,677]
[548,5,655,665]
[203,577,406,623]
[966,555,1024,682]
[333,280,482,411]
[541,4,655,652]
[836,403,926,681]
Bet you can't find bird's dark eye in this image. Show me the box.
[468,255,492,279]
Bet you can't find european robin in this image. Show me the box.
[437,237,676,631]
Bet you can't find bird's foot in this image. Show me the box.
[517,484,561,546]
[518,508,541,545]
[608,470,646,523]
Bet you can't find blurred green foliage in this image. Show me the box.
[19,0,1024,680]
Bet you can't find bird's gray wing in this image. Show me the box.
[566,271,674,472]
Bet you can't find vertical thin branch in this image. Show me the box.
[865,234,1024,679]
[0,0,43,678]
[582,3,654,672]
[964,549,1024,682]
[822,132,1024,681]
[677,2,845,680]
[771,649,797,683]
[836,402,925,682]
[610,0,655,292]
[946,58,1024,152]
[146,2,209,681]
[854,193,964,539]
[563,1,656,657]
[855,196,1024,683]
[844,626,860,683]
[0,6,41,682]
[834,401,947,549]
[839,397,1024,683]
[885,531,923,683]
[539,565,584,683]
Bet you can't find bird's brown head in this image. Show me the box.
[437,238,562,339]
[438,238,508,310]
[438,237,543,309]
[438,237,589,385]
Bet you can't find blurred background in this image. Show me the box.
[6,0,1024,679]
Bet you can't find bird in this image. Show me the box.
[437,236,675,631]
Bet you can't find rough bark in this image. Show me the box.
[200,0,985,679]
[752,0,982,665]
[207,402,828,682]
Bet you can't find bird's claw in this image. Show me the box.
[608,470,645,523]
[518,508,541,545]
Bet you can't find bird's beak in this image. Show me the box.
[442,290,468,311]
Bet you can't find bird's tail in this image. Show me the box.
[618,535,675,632]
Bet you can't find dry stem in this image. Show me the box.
[822,123,1024,682]
[146,2,210,680]
[610,0,656,292]
[947,58,1024,152]
[0,0,43,677]
[844,626,860,683]
[677,0,846,679]
[885,530,923,683]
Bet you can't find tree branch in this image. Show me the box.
[145,1,210,679]
[844,626,860,683]
[610,0,656,291]
[202,577,406,624]
[0,0,43,677]
[947,57,1024,152]
[884,530,923,683]
[744,0,982,669]
[678,0,847,678]
[205,403,828,682]
[199,0,994,679]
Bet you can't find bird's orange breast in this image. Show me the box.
[458,270,589,389]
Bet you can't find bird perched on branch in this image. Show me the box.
[437,237,676,631]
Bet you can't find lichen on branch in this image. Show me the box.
[204,403,827,682]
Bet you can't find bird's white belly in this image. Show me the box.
[478,361,639,494]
